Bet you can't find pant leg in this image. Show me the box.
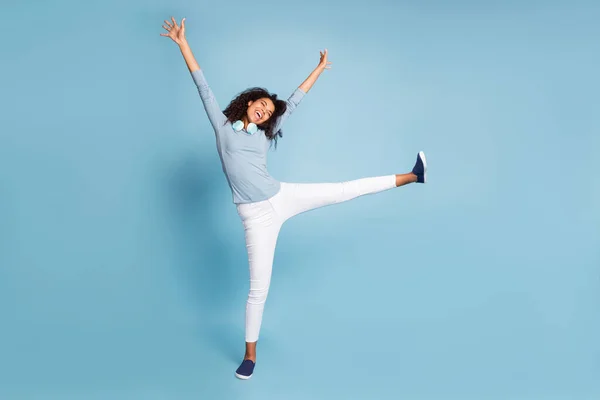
[273,175,397,221]
[236,200,283,343]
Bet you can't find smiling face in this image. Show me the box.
[246,98,275,125]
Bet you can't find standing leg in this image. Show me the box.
[235,200,283,379]
[243,221,280,350]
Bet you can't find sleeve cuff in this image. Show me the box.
[289,87,306,105]
[191,69,208,88]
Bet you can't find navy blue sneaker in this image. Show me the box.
[235,359,255,380]
[412,151,427,183]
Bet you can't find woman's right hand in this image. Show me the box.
[161,17,186,45]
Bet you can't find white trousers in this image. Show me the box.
[235,175,397,342]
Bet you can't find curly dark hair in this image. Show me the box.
[223,88,287,146]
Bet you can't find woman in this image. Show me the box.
[161,17,427,380]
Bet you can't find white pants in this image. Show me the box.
[236,175,397,342]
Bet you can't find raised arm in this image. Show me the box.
[272,49,332,133]
[300,49,332,93]
[161,17,226,130]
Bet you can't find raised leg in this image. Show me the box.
[275,175,398,221]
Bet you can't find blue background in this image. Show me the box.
[1,0,599,399]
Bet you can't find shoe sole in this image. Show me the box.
[235,372,252,380]
[419,151,427,183]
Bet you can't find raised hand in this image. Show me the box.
[299,49,332,93]
[317,49,332,71]
[161,17,186,45]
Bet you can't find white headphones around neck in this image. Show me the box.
[232,120,258,135]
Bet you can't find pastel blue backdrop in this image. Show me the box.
[1,0,598,399]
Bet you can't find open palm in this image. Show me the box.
[161,17,186,45]
[318,49,332,71]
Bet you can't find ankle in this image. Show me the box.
[395,173,418,187]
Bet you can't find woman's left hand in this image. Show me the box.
[299,49,331,93]
[317,49,332,71]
